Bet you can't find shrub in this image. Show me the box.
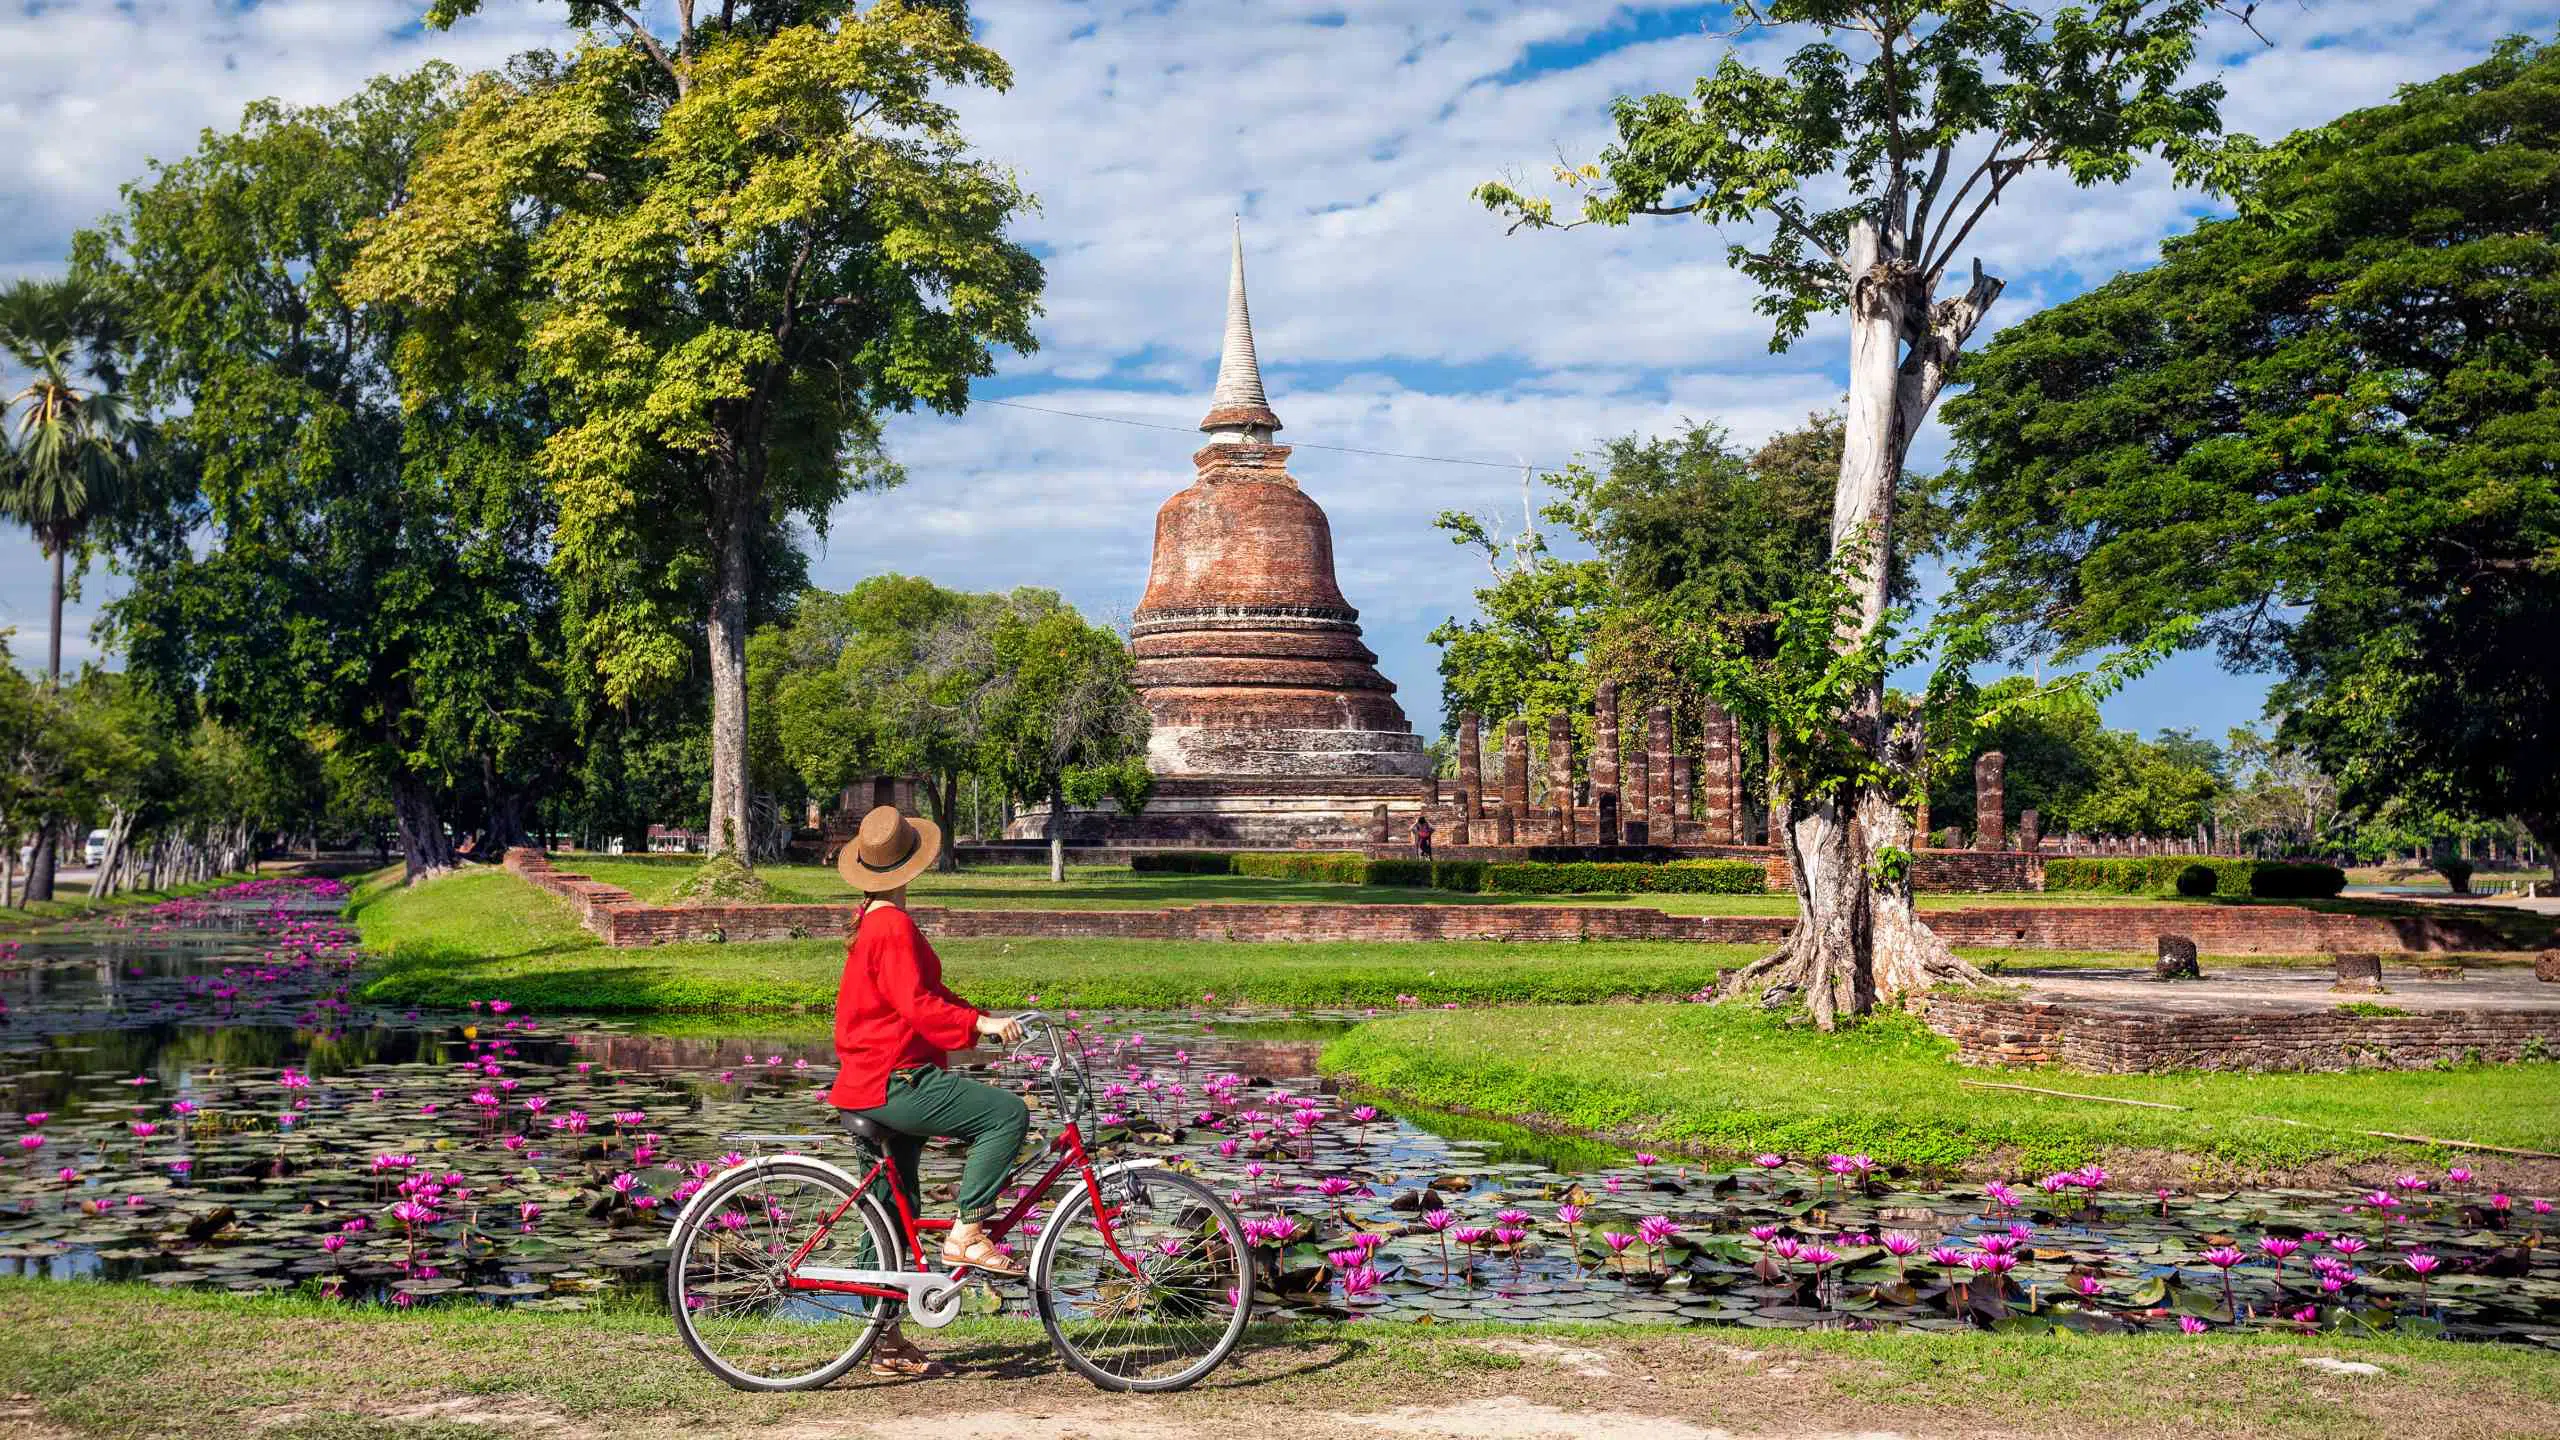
[2043,857,2190,895]
[1231,852,1369,884]
[1476,859,1768,895]
[1364,858,1435,889]
[1431,861,1489,893]
[2042,855,2345,899]
[2249,860,2347,898]
[1130,852,1236,875]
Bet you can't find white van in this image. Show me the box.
[85,830,110,867]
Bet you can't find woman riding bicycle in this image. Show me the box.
[828,805,1030,1377]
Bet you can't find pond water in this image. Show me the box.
[2,879,2555,1348]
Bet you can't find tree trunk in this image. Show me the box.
[391,777,456,885]
[481,755,530,854]
[928,770,962,872]
[46,543,64,684]
[1047,791,1066,884]
[1714,219,1992,1027]
[23,829,56,905]
[93,807,132,900]
[705,507,754,864]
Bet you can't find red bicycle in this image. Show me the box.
[666,1014,1254,1392]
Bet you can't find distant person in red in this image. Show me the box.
[1414,813,1435,860]
[828,806,1028,1377]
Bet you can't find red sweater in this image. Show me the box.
[826,904,982,1110]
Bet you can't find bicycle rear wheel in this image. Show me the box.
[667,1158,900,1391]
[1030,1165,1252,1392]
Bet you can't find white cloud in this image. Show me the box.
[6,0,2548,732]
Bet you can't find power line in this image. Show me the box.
[980,397,1577,473]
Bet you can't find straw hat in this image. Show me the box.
[838,805,942,894]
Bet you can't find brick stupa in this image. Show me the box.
[1018,224,1435,847]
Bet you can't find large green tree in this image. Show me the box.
[759,576,1061,867]
[354,0,1044,866]
[1476,1,2258,1025]
[979,608,1151,883]
[1938,37,2560,864]
[88,67,563,883]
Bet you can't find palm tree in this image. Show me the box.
[0,275,136,902]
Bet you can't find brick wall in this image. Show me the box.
[1925,905,2513,955]
[1924,993,2560,1072]
[501,847,2520,955]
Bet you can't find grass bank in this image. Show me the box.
[1320,1004,2560,1173]
[1320,1004,2560,1177]
[348,867,1759,1012]
[4,1279,2552,1440]
[0,868,263,936]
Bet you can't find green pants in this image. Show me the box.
[848,1065,1031,1223]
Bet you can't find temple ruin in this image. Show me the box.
[1013,224,1435,846]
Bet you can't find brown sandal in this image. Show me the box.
[940,1231,1024,1278]
[868,1338,948,1379]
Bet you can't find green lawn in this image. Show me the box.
[0,868,263,936]
[349,867,1761,1012]
[1320,1004,2560,1175]
[5,1279,2552,1440]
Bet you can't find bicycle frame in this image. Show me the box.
[776,1022,1145,1304]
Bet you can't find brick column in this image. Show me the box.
[2018,808,2041,853]
[1371,805,1390,844]
[1701,702,1734,843]
[1911,707,1931,840]
[1457,714,1483,820]
[1547,712,1575,841]
[1623,750,1650,846]
[1671,755,1694,826]
[1503,719,1530,846]
[1592,682,1620,846]
[1646,706,1674,842]
[1974,750,2007,851]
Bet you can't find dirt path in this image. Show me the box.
[5,1284,2557,1440]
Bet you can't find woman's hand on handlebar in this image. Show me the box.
[974,1012,1026,1046]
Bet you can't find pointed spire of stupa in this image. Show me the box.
[1200,216,1282,440]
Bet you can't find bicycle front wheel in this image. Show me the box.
[1030,1164,1253,1392]
[667,1158,900,1392]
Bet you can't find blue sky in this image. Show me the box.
[6,0,2555,748]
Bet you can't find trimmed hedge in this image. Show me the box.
[1364,858,1436,888]
[1130,852,1238,875]
[1426,859,1767,895]
[1431,861,1488,893]
[2043,855,2345,899]
[2249,860,2349,899]
[1231,852,1369,885]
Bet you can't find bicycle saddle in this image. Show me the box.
[838,1111,892,1146]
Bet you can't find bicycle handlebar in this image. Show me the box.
[1003,1011,1088,1128]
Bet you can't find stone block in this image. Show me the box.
[2331,952,2386,994]
[2154,934,2200,980]
[2535,950,2560,984]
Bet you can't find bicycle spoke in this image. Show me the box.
[1038,1172,1249,1389]
[672,1167,894,1390]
